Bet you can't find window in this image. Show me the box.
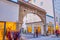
[34,0,36,3]
[55,0,56,1]
[8,0,18,3]
[59,18,60,25]
[40,2,43,6]
[56,17,58,22]
[0,22,4,40]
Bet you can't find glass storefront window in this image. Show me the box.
[6,22,16,31]
[38,26,41,34]
[27,26,32,33]
[5,22,16,40]
[0,22,4,40]
[0,21,17,40]
[56,24,59,30]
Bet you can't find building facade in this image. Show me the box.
[0,0,19,40]
[18,0,46,35]
[22,0,55,34]
[0,0,19,22]
[54,0,60,30]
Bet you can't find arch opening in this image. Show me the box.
[21,13,44,34]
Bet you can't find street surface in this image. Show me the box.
[21,34,60,40]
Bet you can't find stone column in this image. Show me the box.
[41,24,44,35]
[18,6,25,29]
[44,14,46,35]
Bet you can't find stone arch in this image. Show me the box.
[17,0,46,34]
[19,5,46,24]
[33,12,45,24]
[23,13,42,23]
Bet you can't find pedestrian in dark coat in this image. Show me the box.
[36,29,38,37]
[6,30,12,40]
[55,30,59,37]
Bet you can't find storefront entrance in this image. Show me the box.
[34,26,41,34]
[27,26,41,34]
[0,21,16,40]
[18,0,46,35]
[48,26,54,35]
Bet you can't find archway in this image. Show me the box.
[22,13,42,34]
[18,0,46,35]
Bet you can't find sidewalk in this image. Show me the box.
[21,34,34,39]
[20,34,60,40]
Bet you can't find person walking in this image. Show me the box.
[36,29,38,37]
[55,30,59,37]
[13,31,17,40]
[6,28,12,40]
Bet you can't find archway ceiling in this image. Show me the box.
[23,13,41,23]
